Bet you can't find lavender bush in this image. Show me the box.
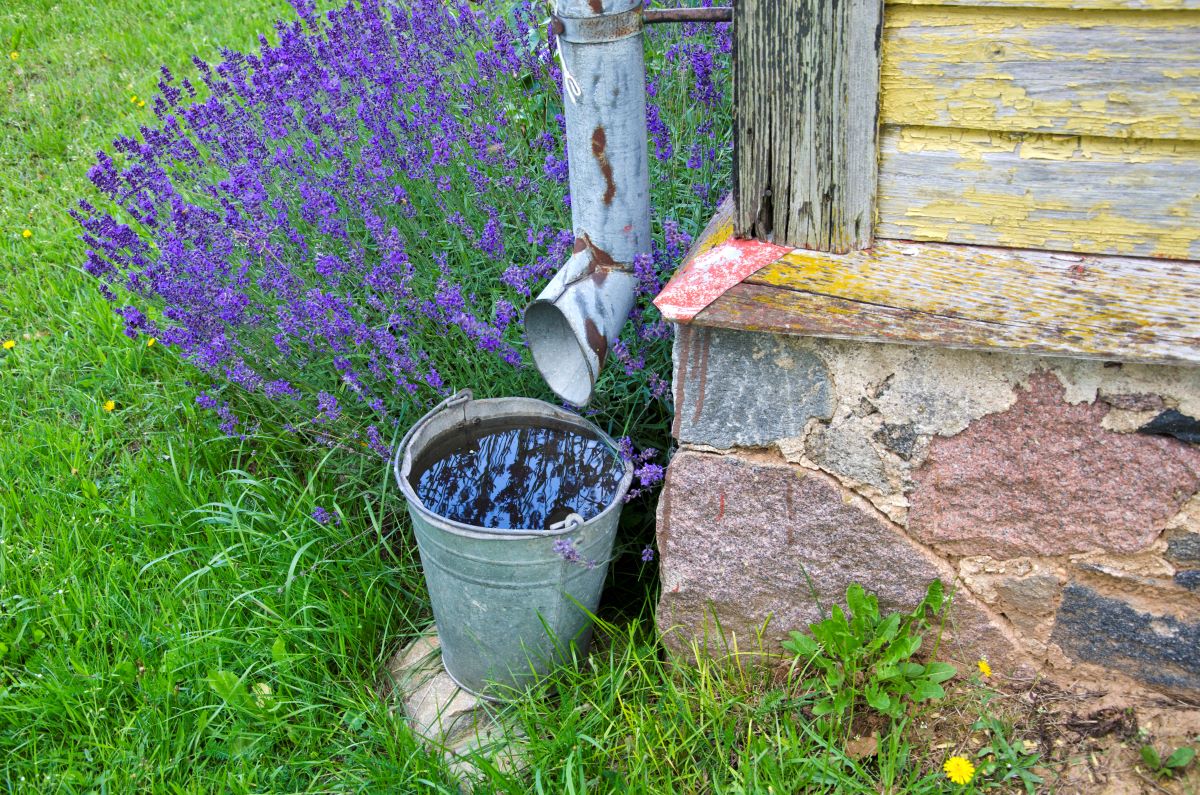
[74,0,730,503]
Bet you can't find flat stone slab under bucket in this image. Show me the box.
[381,632,526,782]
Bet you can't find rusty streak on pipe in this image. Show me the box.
[644,7,732,24]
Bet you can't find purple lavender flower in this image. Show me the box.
[72,0,731,515]
[312,506,335,525]
[553,537,595,569]
[634,463,665,488]
[641,546,655,563]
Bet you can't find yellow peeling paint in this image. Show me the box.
[896,127,1018,157]
[884,5,1199,29]
[732,239,1200,365]
[878,127,1200,260]
[880,5,1200,140]
[734,238,1200,368]
[890,195,1198,260]
[1018,134,1081,159]
[889,0,1197,9]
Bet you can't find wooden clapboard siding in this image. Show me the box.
[880,6,1200,141]
[685,240,1200,366]
[875,126,1200,259]
[889,0,1199,12]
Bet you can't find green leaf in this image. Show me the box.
[864,685,891,713]
[912,679,945,702]
[824,669,845,690]
[1017,768,1045,791]
[809,656,834,671]
[924,661,958,683]
[1165,746,1195,769]
[207,669,248,708]
[869,614,901,650]
[846,583,878,626]
[875,662,901,680]
[271,636,289,665]
[882,635,921,665]
[112,660,137,684]
[782,631,819,658]
[922,579,945,614]
[1141,745,1161,770]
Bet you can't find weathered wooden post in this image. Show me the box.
[733,0,884,252]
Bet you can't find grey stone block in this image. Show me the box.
[1167,532,1200,565]
[1050,584,1200,692]
[873,422,918,461]
[673,326,833,449]
[1175,570,1200,591]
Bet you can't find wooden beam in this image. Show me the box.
[733,0,884,252]
[681,240,1200,366]
[881,6,1200,141]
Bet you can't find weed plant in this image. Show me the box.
[782,582,956,736]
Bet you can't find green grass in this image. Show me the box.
[0,0,1019,791]
[0,1,448,790]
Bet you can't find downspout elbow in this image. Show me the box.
[525,249,638,407]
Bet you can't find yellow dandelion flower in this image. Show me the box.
[147,337,156,347]
[137,99,145,108]
[3,340,15,350]
[21,229,31,238]
[977,659,992,678]
[130,94,138,103]
[9,51,18,60]
[103,400,116,412]
[944,756,976,786]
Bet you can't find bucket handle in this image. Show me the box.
[547,513,584,533]
[394,389,473,485]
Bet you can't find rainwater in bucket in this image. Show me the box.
[394,390,632,700]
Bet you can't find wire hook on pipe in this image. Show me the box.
[555,38,583,104]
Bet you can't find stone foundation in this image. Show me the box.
[659,326,1200,696]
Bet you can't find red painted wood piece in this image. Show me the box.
[653,237,790,323]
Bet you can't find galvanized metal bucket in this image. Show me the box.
[393,390,633,699]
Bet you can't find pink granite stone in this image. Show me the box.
[656,450,1026,672]
[908,372,1200,558]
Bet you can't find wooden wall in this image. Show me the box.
[876,0,1200,259]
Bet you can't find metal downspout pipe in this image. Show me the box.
[524,0,652,407]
